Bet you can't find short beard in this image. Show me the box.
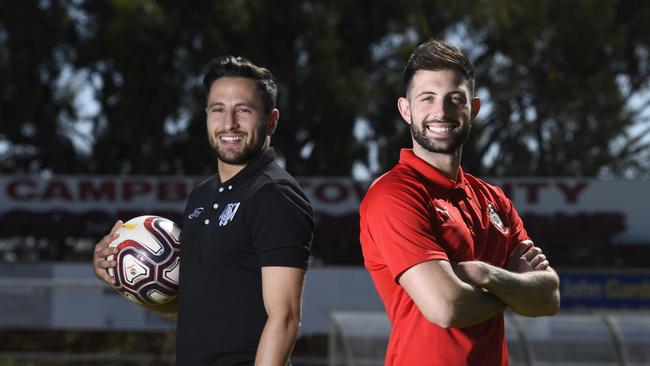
[210,121,267,165]
[215,140,264,165]
[411,120,471,154]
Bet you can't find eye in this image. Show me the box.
[208,106,223,114]
[450,95,466,105]
[420,95,434,102]
[237,107,252,114]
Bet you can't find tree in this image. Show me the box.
[4,0,648,179]
[461,0,650,177]
[0,0,84,174]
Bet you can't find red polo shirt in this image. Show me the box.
[359,149,529,366]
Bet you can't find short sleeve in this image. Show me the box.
[245,182,314,269]
[361,185,448,281]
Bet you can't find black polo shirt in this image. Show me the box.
[176,148,314,366]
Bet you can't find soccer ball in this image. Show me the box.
[107,215,181,305]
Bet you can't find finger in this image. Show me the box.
[93,236,109,253]
[93,266,117,285]
[95,258,118,269]
[534,260,549,271]
[105,276,116,285]
[523,246,542,261]
[101,272,116,285]
[511,241,533,259]
[105,230,120,244]
[94,232,117,251]
[530,254,547,268]
[109,220,124,235]
[98,245,119,258]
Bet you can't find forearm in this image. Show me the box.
[462,262,560,317]
[400,261,506,329]
[444,283,508,328]
[254,315,300,366]
[487,267,560,316]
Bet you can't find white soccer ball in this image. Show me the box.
[107,215,181,305]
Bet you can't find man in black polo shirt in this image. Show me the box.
[93,56,315,365]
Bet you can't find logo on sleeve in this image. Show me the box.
[219,202,241,226]
[188,207,204,219]
[487,203,509,235]
[434,205,454,221]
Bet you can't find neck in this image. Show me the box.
[412,144,462,181]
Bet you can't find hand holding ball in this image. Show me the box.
[107,215,181,305]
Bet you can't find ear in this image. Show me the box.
[470,97,481,120]
[266,109,279,136]
[397,97,412,124]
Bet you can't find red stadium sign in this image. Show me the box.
[0,175,648,245]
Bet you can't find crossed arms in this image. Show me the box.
[398,240,560,328]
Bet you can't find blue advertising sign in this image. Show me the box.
[559,271,650,310]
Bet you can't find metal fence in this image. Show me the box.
[329,310,650,366]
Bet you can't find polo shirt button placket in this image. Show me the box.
[451,187,466,203]
[452,187,476,234]
[213,187,223,219]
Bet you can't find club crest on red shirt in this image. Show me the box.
[487,203,510,235]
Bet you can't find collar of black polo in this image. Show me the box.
[216,147,276,191]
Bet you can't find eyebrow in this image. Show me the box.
[206,101,257,109]
[415,91,436,98]
[206,102,223,108]
[415,89,467,98]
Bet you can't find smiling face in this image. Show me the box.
[206,77,278,166]
[398,69,480,156]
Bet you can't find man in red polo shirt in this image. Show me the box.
[359,39,560,366]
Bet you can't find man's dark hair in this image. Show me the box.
[403,39,475,96]
[202,56,277,114]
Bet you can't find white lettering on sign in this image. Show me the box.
[494,181,590,205]
[1,176,649,244]
[4,177,194,203]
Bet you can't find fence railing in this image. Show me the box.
[328,310,650,366]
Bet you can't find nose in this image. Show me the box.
[441,97,459,119]
[426,99,447,121]
[223,110,239,130]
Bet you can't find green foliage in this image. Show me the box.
[0,0,649,178]
[0,0,84,173]
[463,0,650,177]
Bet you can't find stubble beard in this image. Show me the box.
[411,119,471,154]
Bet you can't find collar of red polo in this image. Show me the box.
[398,148,467,192]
